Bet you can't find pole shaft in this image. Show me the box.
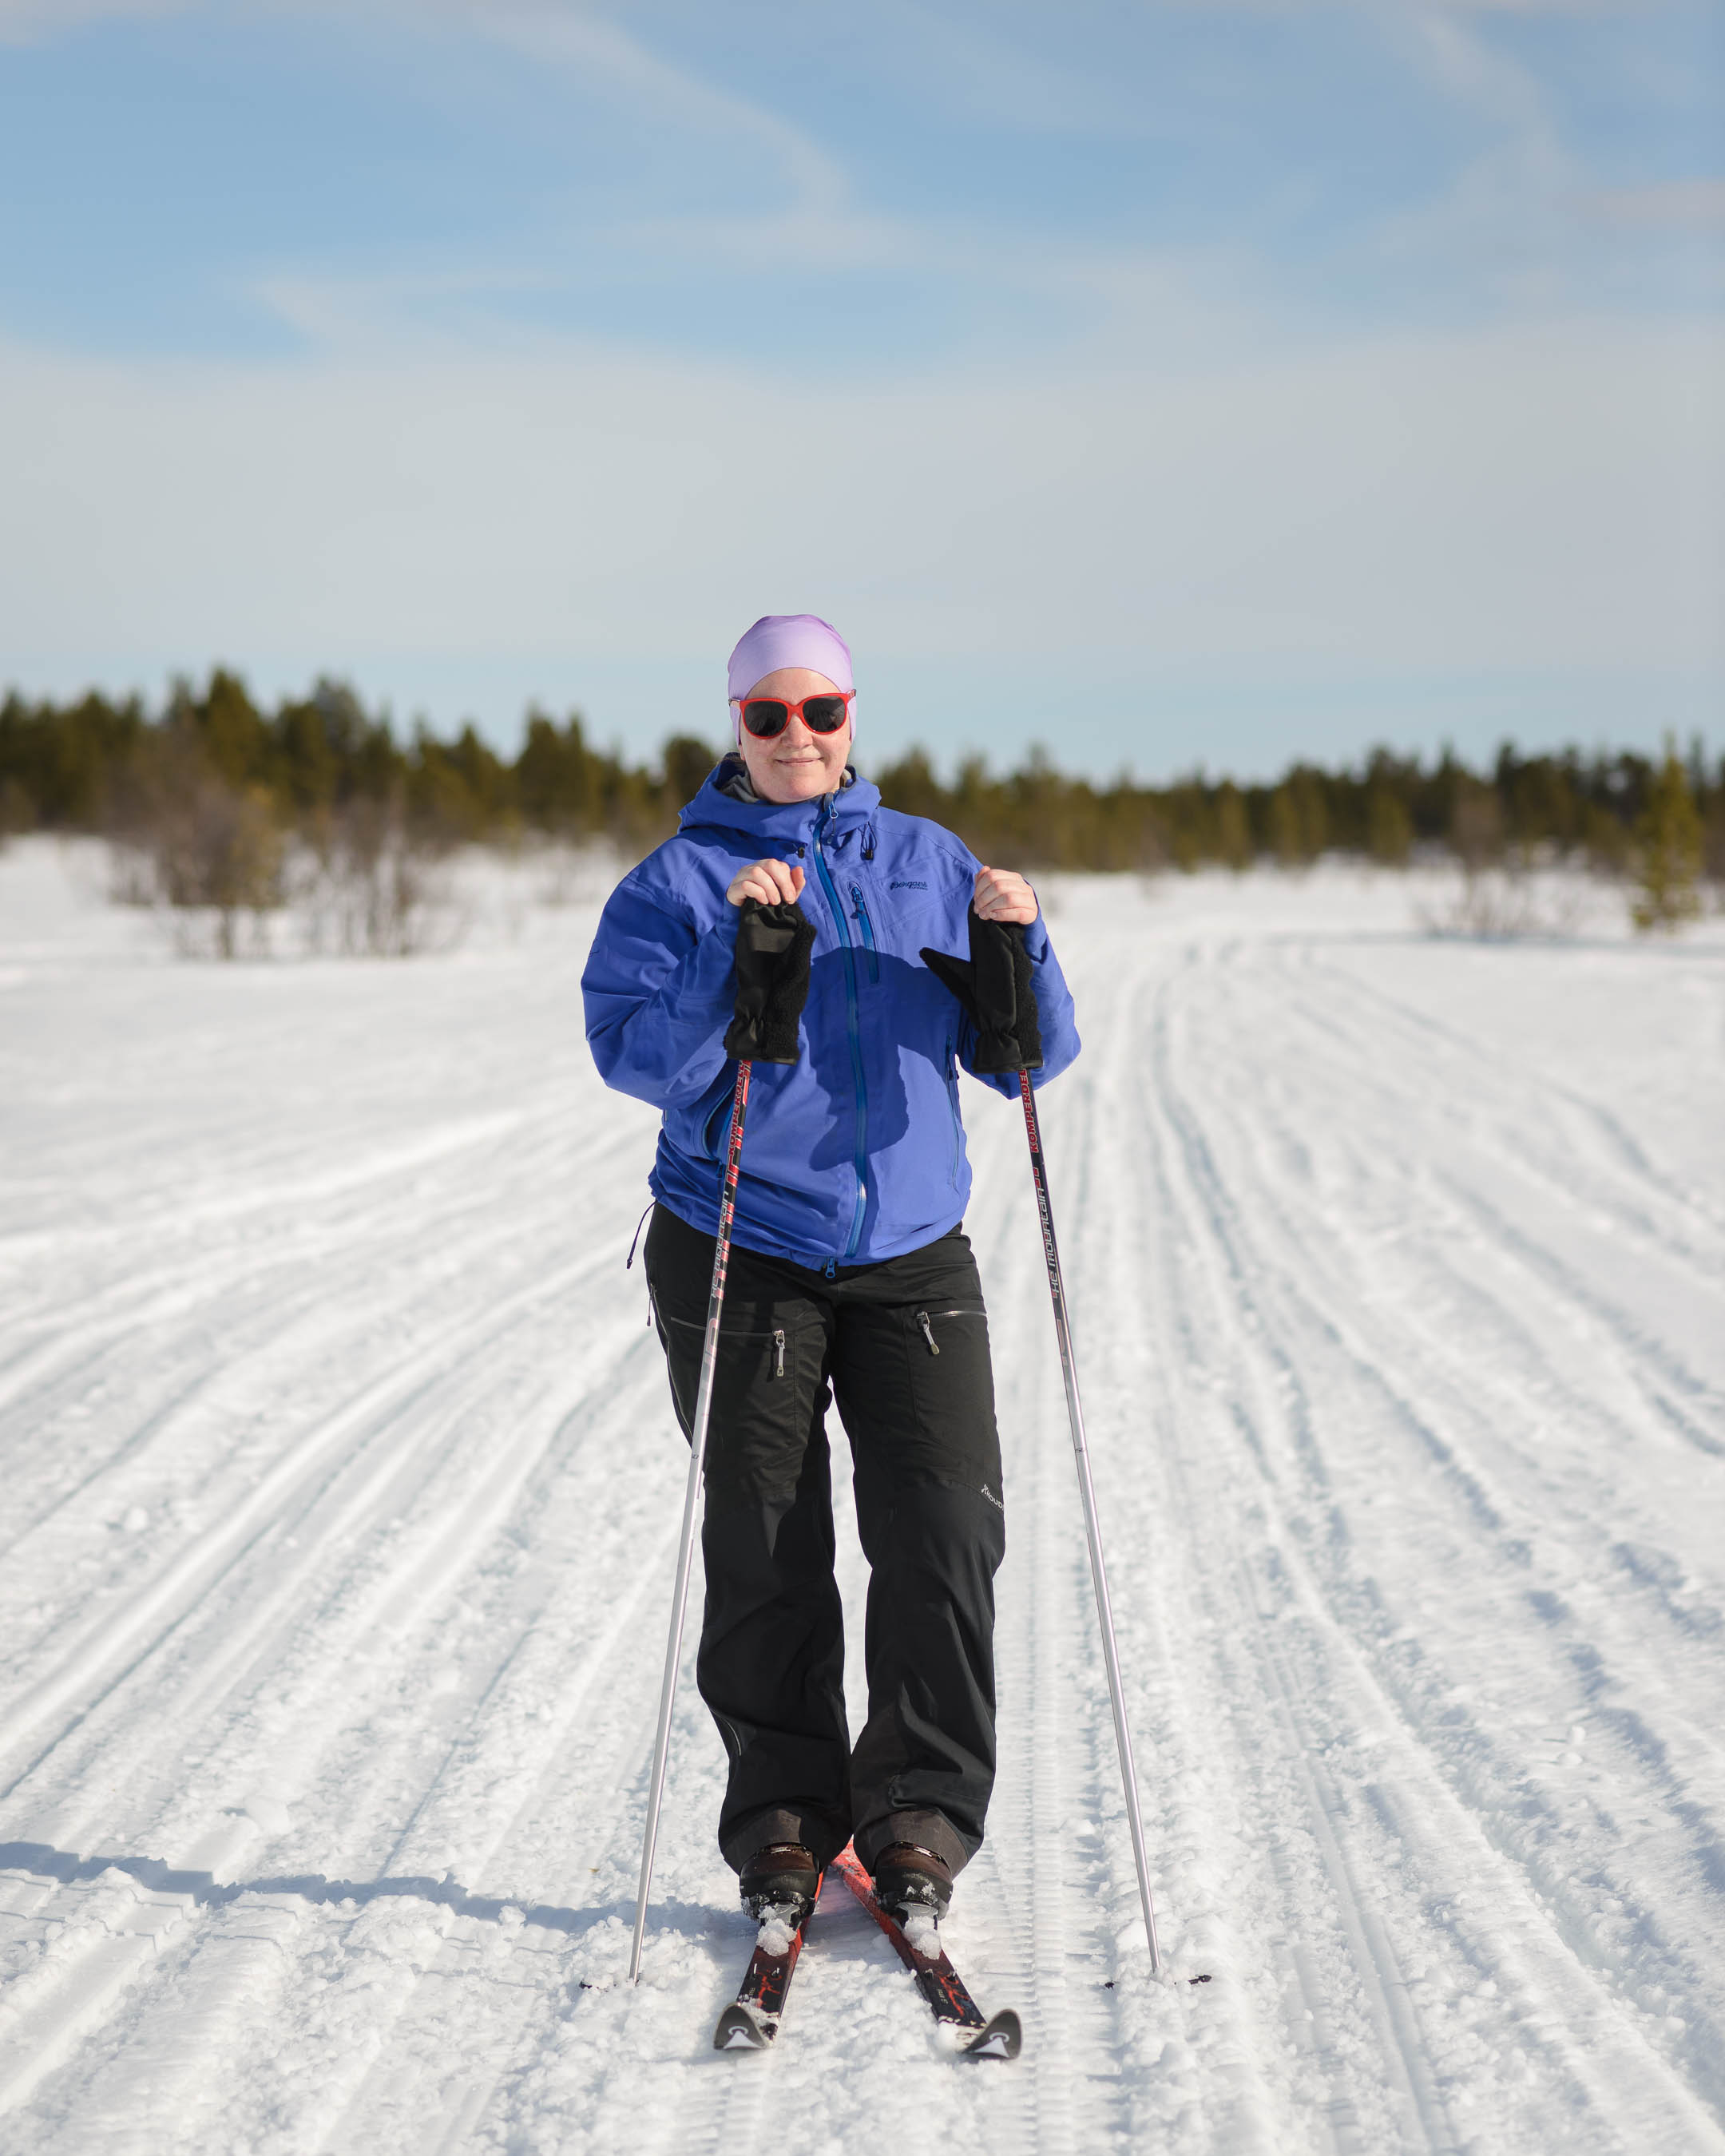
[1019,1071,1161,1972]
[629,1060,752,1983]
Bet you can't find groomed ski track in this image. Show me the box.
[2,846,1722,2154]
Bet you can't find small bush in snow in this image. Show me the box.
[294,803,466,958]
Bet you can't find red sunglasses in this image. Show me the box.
[736,691,855,739]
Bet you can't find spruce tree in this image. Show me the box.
[1630,736,1703,933]
[1215,782,1251,870]
[1366,785,1412,865]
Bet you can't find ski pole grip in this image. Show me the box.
[725,898,815,1064]
[919,910,1043,1076]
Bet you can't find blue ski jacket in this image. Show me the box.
[581,759,1081,1266]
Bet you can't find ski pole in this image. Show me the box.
[629,1057,752,1982]
[1018,1068,1162,1973]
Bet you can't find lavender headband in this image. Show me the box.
[727,614,855,742]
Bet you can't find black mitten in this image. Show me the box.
[920,908,1043,1075]
[725,898,816,1063]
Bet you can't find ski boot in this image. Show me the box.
[740,1842,821,1928]
[871,1843,953,1928]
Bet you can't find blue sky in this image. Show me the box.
[1,0,1721,779]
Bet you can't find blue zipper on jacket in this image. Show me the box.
[813,803,869,1259]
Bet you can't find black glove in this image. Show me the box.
[920,908,1043,1075]
[724,898,816,1064]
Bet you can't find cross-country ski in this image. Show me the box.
[832,1846,1022,2060]
[712,1877,822,2051]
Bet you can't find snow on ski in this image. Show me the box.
[832,1845,1022,2060]
[712,1877,821,2051]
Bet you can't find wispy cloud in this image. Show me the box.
[399,2,938,311]
[1430,0,1641,15]
[0,0,1717,771]
[0,0,187,39]
[446,0,848,216]
[1595,177,1725,231]
[1350,4,1610,308]
[2,315,1717,734]
[863,0,1145,136]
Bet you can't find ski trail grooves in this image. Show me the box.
[1,857,1720,2153]
[0,1242,612,1788]
[1124,913,1725,2154]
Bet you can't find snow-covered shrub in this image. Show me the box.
[1417,854,1587,940]
[292,802,467,958]
[108,767,287,958]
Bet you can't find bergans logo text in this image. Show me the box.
[889,879,927,890]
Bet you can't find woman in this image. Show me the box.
[581,614,1079,1928]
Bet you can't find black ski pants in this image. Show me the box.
[643,1203,1006,1881]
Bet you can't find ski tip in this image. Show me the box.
[713,2003,774,2051]
[962,2007,1023,2061]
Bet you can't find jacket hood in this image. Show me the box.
[678,755,881,854]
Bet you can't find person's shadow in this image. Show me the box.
[0,1837,710,1947]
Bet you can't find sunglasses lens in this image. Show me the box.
[803,696,848,733]
[742,700,789,738]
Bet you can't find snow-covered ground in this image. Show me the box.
[2,836,1722,2155]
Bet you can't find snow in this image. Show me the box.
[898,1904,942,1959]
[2,835,1723,2154]
[754,1911,798,1960]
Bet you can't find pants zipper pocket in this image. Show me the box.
[916,1306,985,1357]
[655,1299,789,1379]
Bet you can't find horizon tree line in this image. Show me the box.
[2,668,1719,909]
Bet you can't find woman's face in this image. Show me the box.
[735,668,853,804]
